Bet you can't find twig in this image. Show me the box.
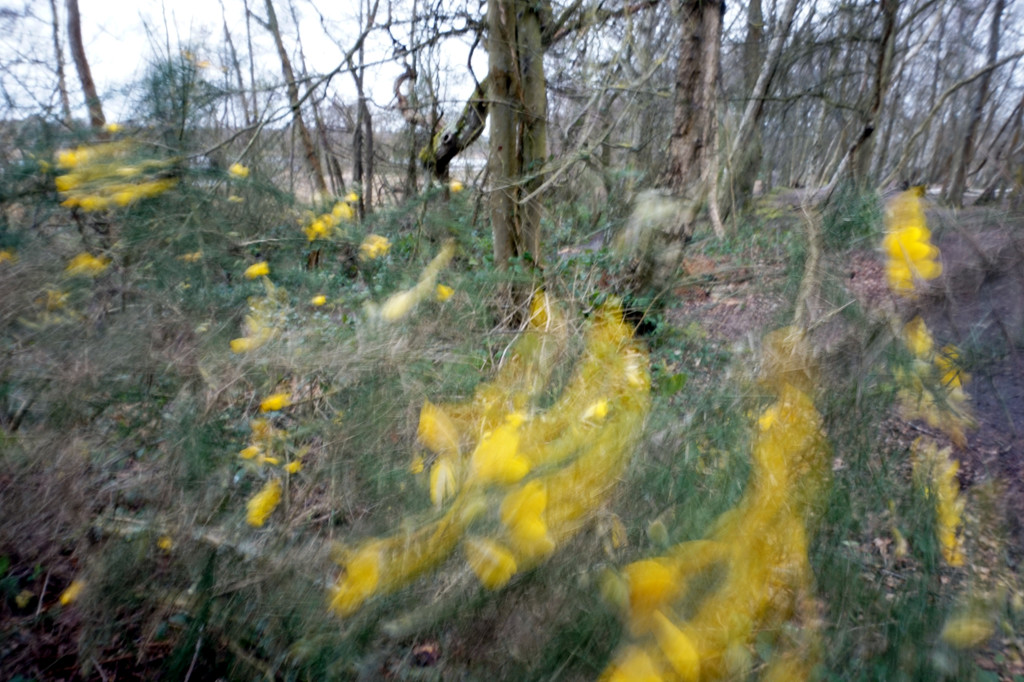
[183,632,202,682]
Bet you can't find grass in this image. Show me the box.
[0,123,1015,681]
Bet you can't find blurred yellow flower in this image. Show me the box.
[244,261,269,279]
[305,218,330,242]
[330,543,381,616]
[0,250,16,264]
[246,478,282,527]
[228,194,244,203]
[418,400,460,456]
[883,188,942,294]
[65,252,110,276]
[652,611,700,681]
[464,537,517,589]
[344,191,360,203]
[903,316,934,359]
[59,579,85,605]
[332,201,355,220]
[157,535,173,551]
[259,393,291,412]
[43,289,68,311]
[239,445,261,460]
[582,399,609,422]
[15,589,33,609]
[311,294,327,306]
[230,337,256,353]
[284,460,302,474]
[436,284,454,302]
[449,179,464,193]
[430,455,459,507]
[624,559,676,627]
[500,480,555,560]
[470,417,530,485]
[605,646,662,682]
[228,163,250,179]
[104,122,122,133]
[179,251,203,263]
[941,615,994,649]
[359,234,390,260]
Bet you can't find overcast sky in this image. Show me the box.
[0,0,483,125]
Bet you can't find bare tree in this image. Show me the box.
[48,0,72,126]
[947,0,1005,207]
[259,0,328,195]
[66,0,104,129]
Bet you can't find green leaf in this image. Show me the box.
[658,372,688,396]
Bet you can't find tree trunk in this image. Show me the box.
[66,0,105,130]
[729,0,763,218]
[49,0,72,126]
[488,0,547,271]
[947,0,1004,207]
[262,0,328,195]
[220,0,251,126]
[665,0,723,242]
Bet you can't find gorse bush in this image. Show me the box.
[0,100,1013,682]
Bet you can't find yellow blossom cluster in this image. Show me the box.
[65,252,110,277]
[329,294,651,616]
[246,479,282,527]
[228,162,249,179]
[359,233,390,260]
[882,187,942,294]
[912,439,965,566]
[601,328,830,682]
[896,316,973,447]
[54,140,177,211]
[303,198,355,242]
[230,275,287,353]
[371,241,454,322]
[238,407,306,525]
[0,249,15,264]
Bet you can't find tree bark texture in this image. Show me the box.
[665,0,723,241]
[947,0,1004,207]
[66,0,105,129]
[488,0,547,270]
[263,0,328,195]
[49,0,72,126]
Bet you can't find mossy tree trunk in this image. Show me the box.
[488,0,548,307]
[665,0,723,243]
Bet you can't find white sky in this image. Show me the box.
[0,0,485,125]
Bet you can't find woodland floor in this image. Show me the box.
[3,203,1024,680]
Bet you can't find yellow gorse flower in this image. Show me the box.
[464,537,518,590]
[60,579,86,605]
[436,283,455,302]
[913,440,965,566]
[328,295,651,617]
[359,233,391,260]
[330,543,382,616]
[311,294,327,306]
[449,179,464,193]
[601,328,829,681]
[65,252,110,276]
[228,162,250,178]
[259,393,291,412]
[244,261,270,279]
[55,141,176,211]
[376,241,455,322]
[0,249,16,264]
[883,188,942,294]
[246,478,282,527]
